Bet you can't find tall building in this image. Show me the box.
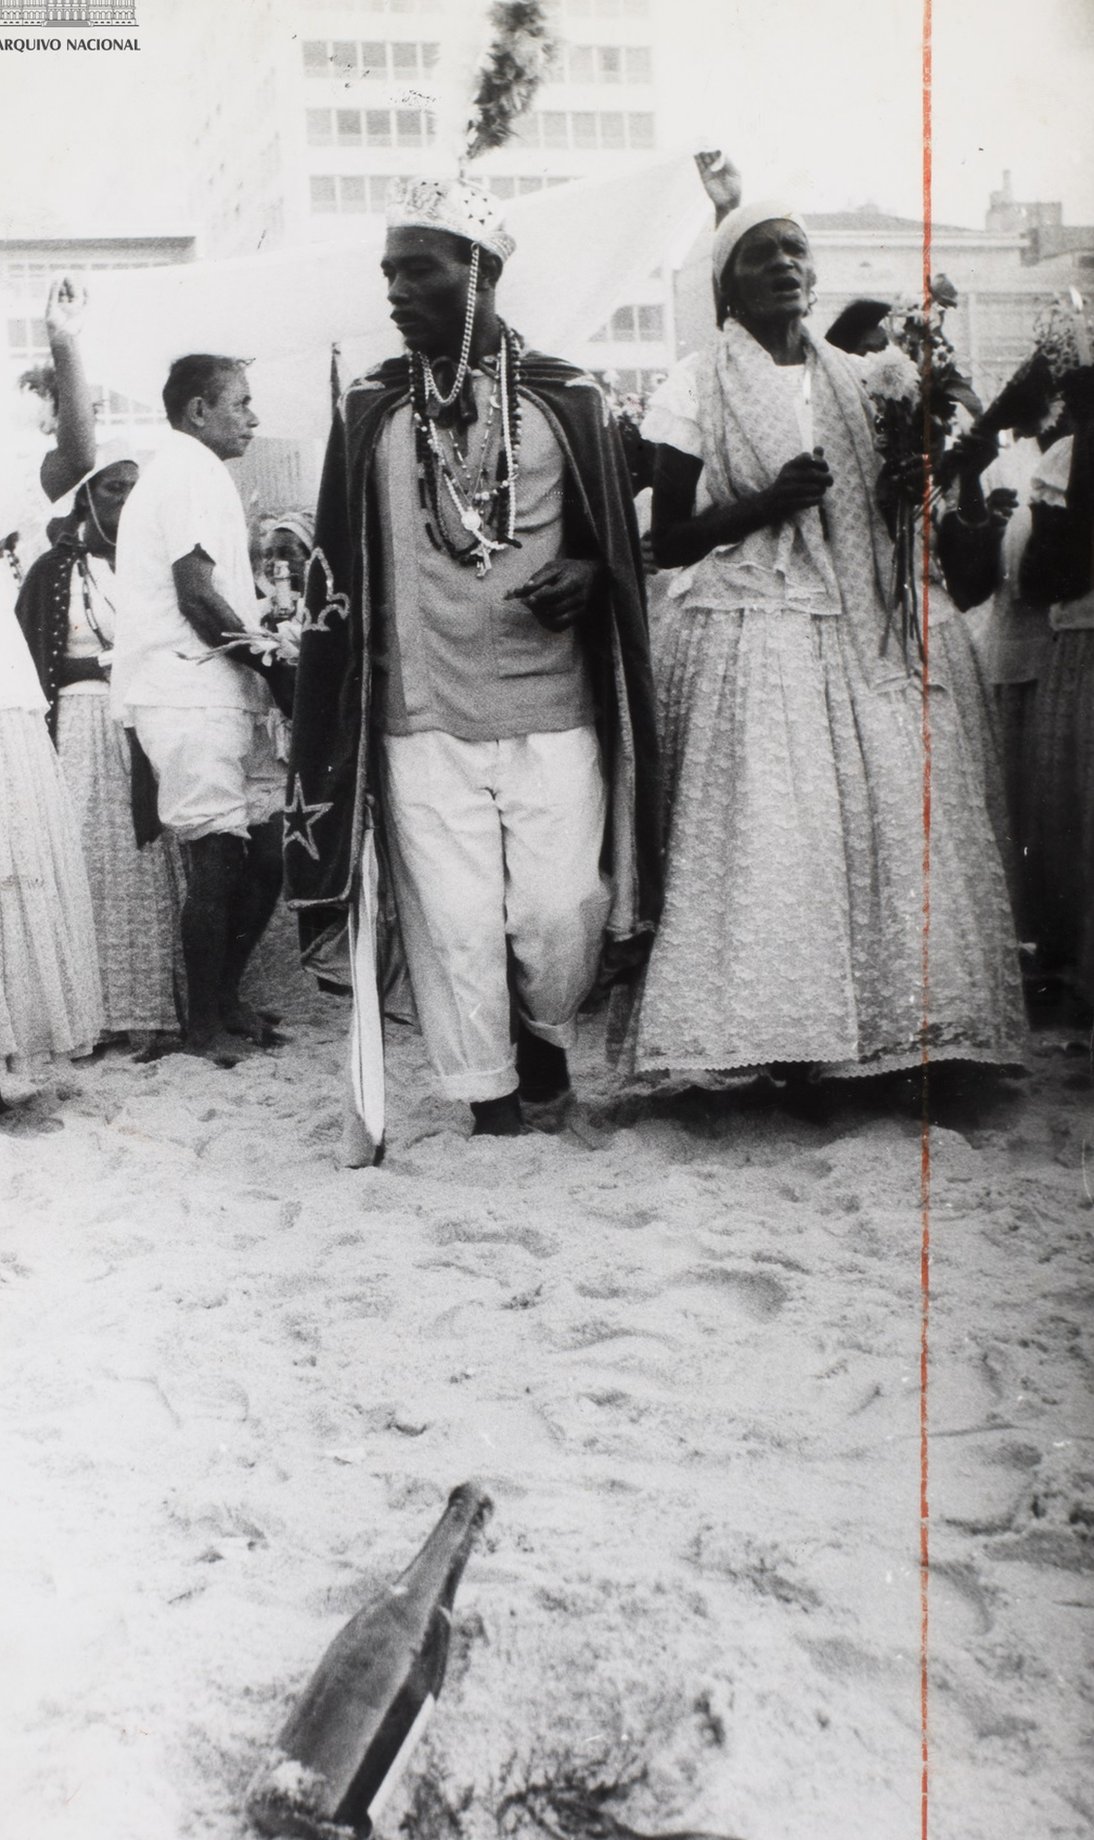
[185,0,675,392]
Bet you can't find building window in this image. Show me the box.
[599,45,621,81]
[517,176,546,194]
[569,44,594,81]
[395,107,424,147]
[391,40,419,78]
[507,110,656,152]
[361,40,386,73]
[339,176,368,212]
[336,108,362,143]
[303,39,362,77]
[366,108,392,146]
[624,45,651,81]
[591,304,665,343]
[306,108,333,145]
[310,173,409,213]
[490,176,516,199]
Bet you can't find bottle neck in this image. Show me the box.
[391,1483,491,1610]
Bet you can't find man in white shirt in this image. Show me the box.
[114,355,286,1058]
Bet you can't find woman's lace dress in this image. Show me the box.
[624,326,1027,1076]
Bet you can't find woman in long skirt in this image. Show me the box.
[0,548,104,1103]
[624,199,1027,1080]
[17,449,183,1049]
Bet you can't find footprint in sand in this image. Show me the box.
[432,1219,560,1259]
[680,1265,790,1320]
[929,1558,996,1638]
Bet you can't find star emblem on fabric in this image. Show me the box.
[284,775,333,861]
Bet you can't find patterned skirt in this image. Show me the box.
[932,614,1013,884]
[55,691,183,1036]
[0,707,104,1068]
[1027,629,1094,997]
[626,603,1028,1076]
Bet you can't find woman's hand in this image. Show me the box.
[987,486,1019,530]
[694,151,743,223]
[763,450,833,520]
[45,276,87,345]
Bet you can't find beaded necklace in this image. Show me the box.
[2,538,23,590]
[410,319,523,578]
[75,546,117,651]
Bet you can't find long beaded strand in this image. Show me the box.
[411,322,524,569]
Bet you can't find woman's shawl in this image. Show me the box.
[285,350,663,978]
[15,535,78,740]
[686,320,903,683]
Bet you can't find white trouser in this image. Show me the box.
[379,725,610,1102]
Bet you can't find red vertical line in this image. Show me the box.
[920,1,934,1837]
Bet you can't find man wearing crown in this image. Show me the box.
[286,175,661,1157]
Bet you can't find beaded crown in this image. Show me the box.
[386,177,516,265]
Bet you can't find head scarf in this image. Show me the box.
[68,437,143,500]
[269,509,316,552]
[49,436,143,530]
[386,176,516,264]
[711,200,808,291]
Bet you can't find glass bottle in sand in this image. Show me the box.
[247,1480,492,1839]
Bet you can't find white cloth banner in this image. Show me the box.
[79,157,707,441]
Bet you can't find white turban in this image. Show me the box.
[387,176,516,264]
[52,436,144,520]
[712,200,808,286]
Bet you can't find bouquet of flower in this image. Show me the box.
[862,277,982,662]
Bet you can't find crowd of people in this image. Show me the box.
[1,156,1090,1152]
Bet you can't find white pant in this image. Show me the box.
[380,726,609,1102]
[131,706,284,842]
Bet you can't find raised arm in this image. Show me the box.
[694,150,743,227]
[39,278,98,503]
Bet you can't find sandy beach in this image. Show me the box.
[2,918,1092,1840]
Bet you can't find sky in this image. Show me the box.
[0,0,1091,239]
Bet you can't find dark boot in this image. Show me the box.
[516,1022,571,1104]
[470,1091,524,1137]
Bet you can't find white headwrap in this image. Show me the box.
[387,176,516,264]
[712,200,808,287]
[50,436,143,523]
[69,437,143,499]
